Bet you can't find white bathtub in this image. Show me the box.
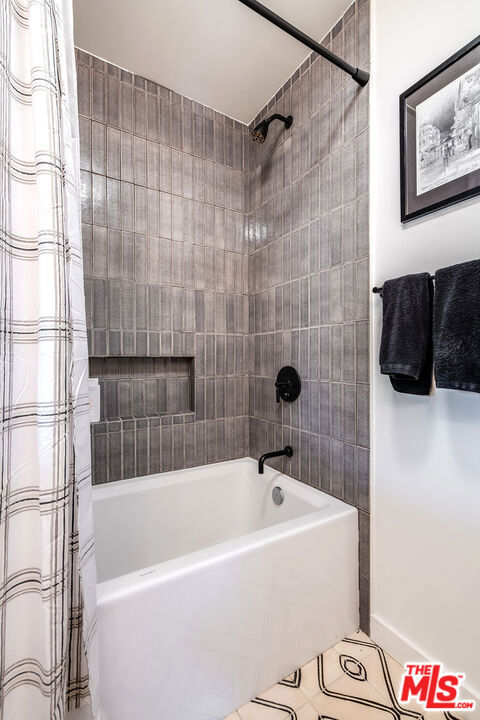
[93,457,358,720]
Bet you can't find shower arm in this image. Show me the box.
[264,113,292,127]
[238,0,369,87]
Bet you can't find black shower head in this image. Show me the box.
[251,119,270,144]
[251,113,293,143]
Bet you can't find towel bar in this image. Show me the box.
[373,275,436,294]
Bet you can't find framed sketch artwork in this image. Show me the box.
[400,36,480,222]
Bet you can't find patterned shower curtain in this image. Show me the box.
[0,0,99,718]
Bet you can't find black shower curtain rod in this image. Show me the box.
[238,0,369,87]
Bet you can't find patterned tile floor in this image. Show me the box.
[224,631,467,720]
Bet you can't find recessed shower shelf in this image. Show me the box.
[89,356,194,421]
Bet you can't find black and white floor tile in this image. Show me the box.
[224,632,467,720]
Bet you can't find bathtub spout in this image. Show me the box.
[258,446,293,474]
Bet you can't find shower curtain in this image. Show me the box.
[0,0,99,718]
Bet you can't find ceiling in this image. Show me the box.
[73,0,352,124]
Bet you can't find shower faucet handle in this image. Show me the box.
[275,380,291,403]
[275,366,301,403]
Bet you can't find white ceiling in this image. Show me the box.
[73,0,352,124]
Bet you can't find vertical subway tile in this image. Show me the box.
[92,433,107,484]
[77,63,91,117]
[330,208,342,266]
[356,321,369,383]
[92,121,106,175]
[331,325,342,382]
[359,510,370,577]
[330,90,344,151]
[91,173,106,226]
[343,323,356,382]
[120,81,133,132]
[357,3,370,69]
[355,257,369,321]
[106,126,121,179]
[330,148,342,210]
[159,144,172,193]
[159,98,171,146]
[92,70,105,123]
[330,265,343,323]
[79,116,91,171]
[331,382,343,440]
[106,177,121,229]
[357,446,370,512]
[120,132,133,182]
[80,170,92,223]
[360,572,370,634]
[331,439,344,499]
[146,141,159,190]
[121,181,134,231]
[147,92,159,142]
[343,139,356,204]
[343,201,355,263]
[92,226,107,278]
[106,74,120,127]
[355,193,369,259]
[82,223,93,276]
[161,426,173,473]
[134,86,146,136]
[356,384,370,448]
[344,441,356,505]
[343,383,356,444]
[343,262,355,322]
[356,130,369,198]
[108,229,122,278]
[134,136,146,186]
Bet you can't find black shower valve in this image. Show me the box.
[275,366,301,404]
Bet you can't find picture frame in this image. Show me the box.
[400,35,480,222]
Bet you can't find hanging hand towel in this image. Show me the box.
[379,272,433,395]
[434,259,480,393]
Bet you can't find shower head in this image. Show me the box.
[251,113,293,143]
[251,119,270,144]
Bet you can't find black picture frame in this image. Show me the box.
[400,35,480,223]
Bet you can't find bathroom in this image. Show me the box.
[0,0,479,719]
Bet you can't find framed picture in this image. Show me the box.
[400,35,480,222]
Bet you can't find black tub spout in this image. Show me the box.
[258,446,293,474]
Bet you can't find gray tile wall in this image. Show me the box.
[77,0,370,631]
[77,49,249,482]
[245,0,370,631]
[89,356,194,421]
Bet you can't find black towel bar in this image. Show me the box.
[373,275,436,294]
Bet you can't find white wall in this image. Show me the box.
[73,0,352,124]
[370,0,480,700]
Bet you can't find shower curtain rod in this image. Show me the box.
[238,0,369,87]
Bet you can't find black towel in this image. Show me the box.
[379,272,433,396]
[433,259,480,393]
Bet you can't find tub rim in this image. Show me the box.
[94,457,358,605]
